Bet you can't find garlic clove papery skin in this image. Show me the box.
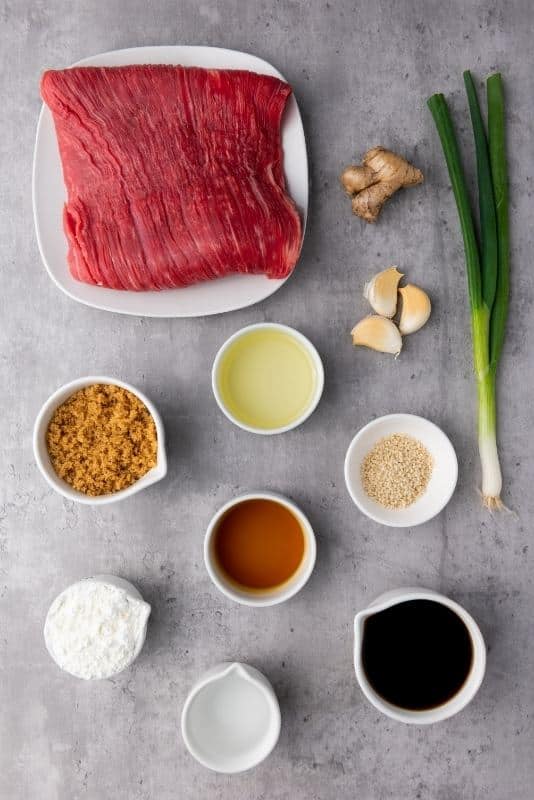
[351,315,402,355]
[363,267,404,317]
[398,284,432,334]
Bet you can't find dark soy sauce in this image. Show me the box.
[361,600,473,710]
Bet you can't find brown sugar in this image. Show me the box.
[46,384,158,496]
[361,434,433,509]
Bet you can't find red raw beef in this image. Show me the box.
[40,65,302,291]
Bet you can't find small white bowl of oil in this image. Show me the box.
[212,323,324,434]
[181,662,281,773]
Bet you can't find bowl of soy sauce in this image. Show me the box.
[354,588,486,724]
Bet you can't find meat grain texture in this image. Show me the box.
[41,65,302,290]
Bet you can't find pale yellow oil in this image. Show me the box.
[217,328,318,430]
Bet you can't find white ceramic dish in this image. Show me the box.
[204,491,316,607]
[354,587,486,724]
[32,45,308,318]
[181,662,281,773]
[212,322,324,435]
[344,413,458,527]
[44,575,151,680]
[33,376,167,505]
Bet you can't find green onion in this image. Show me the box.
[428,73,509,509]
[487,74,509,371]
[463,71,498,312]
[426,94,482,312]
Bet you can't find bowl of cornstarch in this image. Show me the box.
[44,575,151,680]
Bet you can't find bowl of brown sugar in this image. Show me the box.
[33,376,166,504]
[344,414,458,527]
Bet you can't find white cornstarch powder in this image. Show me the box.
[44,578,151,680]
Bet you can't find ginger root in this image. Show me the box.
[340,146,423,223]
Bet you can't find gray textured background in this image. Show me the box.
[1,1,533,798]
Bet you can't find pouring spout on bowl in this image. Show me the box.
[353,608,370,653]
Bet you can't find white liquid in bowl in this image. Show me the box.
[188,673,270,765]
[182,663,280,772]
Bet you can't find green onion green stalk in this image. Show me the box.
[428,72,509,509]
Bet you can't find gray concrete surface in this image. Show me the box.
[1,1,533,798]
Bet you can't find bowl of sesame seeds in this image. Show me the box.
[344,414,458,527]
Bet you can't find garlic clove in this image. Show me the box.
[351,315,402,355]
[363,266,404,317]
[398,284,432,334]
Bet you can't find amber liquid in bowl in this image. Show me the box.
[213,499,306,591]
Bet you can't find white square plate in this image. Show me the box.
[32,46,308,317]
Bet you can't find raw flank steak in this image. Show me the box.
[41,65,302,291]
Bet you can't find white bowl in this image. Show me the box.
[344,413,458,527]
[44,574,151,680]
[181,662,281,773]
[204,491,316,607]
[354,587,486,724]
[33,376,167,505]
[212,322,324,435]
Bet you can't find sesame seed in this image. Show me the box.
[361,433,433,509]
